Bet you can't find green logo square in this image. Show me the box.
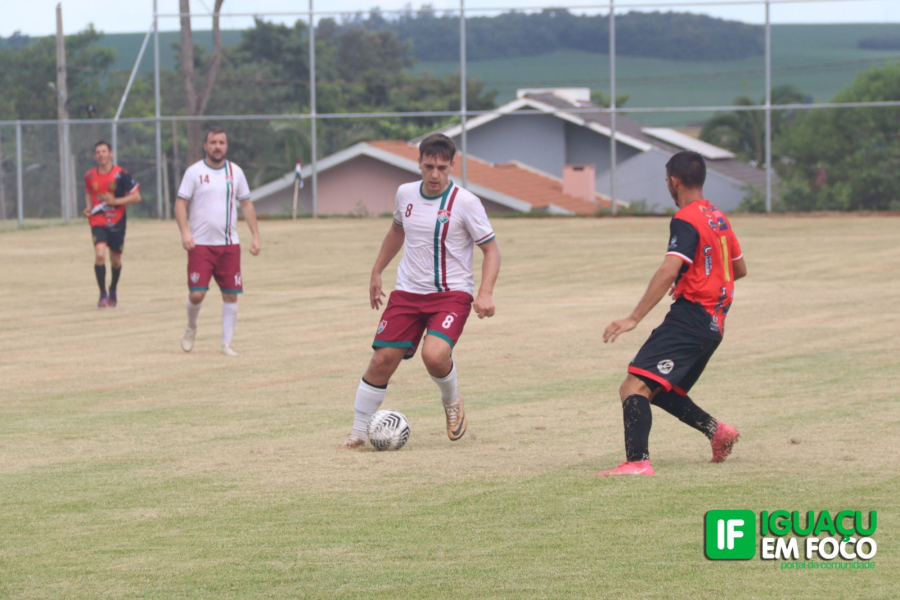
[705,510,756,560]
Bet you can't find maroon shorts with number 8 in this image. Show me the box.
[372,290,473,359]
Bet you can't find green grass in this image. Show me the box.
[417,24,900,126]
[0,216,898,598]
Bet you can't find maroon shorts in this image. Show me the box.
[373,290,473,359]
[187,244,243,293]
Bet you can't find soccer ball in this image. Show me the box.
[367,410,411,451]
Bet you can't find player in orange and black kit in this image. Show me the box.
[83,141,141,307]
[597,151,748,477]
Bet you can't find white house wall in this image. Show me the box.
[452,113,567,178]
[597,149,749,213]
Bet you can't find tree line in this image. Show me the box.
[343,8,764,62]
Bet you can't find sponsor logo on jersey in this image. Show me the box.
[190,272,200,283]
[657,359,674,374]
[437,209,452,224]
[669,235,678,249]
[92,181,99,191]
[704,245,713,275]
[377,320,387,334]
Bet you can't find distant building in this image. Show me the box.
[252,140,614,216]
[418,88,771,212]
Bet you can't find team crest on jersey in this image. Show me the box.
[657,359,674,375]
[190,272,200,283]
[437,210,452,224]
[377,320,387,334]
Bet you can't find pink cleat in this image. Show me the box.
[710,423,740,463]
[97,293,109,308]
[595,460,655,477]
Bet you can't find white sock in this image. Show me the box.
[222,301,238,346]
[352,379,387,439]
[431,363,460,405]
[186,298,202,329]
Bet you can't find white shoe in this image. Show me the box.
[221,344,238,357]
[181,327,197,352]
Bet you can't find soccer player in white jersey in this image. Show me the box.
[340,134,502,449]
[174,127,261,356]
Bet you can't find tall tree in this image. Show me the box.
[777,61,900,211]
[179,0,225,162]
[700,85,807,167]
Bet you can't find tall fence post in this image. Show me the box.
[765,0,773,213]
[609,0,617,214]
[309,0,318,218]
[16,122,24,228]
[153,0,163,219]
[460,0,468,188]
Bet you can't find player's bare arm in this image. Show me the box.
[83,192,93,218]
[369,222,405,309]
[240,199,261,255]
[604,255,683,344]
[174,198,195,251]
[733,257,748,281]
[473,239,501,319]
[107,190,142,207]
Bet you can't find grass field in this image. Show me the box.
[1,216,898,598]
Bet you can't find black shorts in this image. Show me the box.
[91,224,126,253]
[628,320,721,396]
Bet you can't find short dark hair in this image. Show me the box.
[94,140,112,151]
[666,151,706,188]
[419,133,456,161]
[204,126,228,142]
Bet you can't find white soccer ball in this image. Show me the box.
[367,410,411,451]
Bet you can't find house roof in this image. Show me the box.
[252,140,614,215]
[367,140,611,215]
[421,89,775,190]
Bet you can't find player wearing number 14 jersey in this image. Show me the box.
[340,134,502,449]
[597,151,747,476]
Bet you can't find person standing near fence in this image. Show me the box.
[83,141,141,308]
[174,126,261,357]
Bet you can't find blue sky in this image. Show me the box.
[5,0,900,37]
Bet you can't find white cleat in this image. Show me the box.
[221,344,239,357]
[181,327,197,352]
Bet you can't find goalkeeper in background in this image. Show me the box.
[83,141,141,308]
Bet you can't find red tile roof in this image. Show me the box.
[367,140,610,215]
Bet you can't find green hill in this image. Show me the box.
[414,23,900,126]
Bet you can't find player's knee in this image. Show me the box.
[368,351,398,379]
[189,291,206,304]
[619,376,651,402]
[222,293,238,303]
[421,346,449,373]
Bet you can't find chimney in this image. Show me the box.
[563,164,596,202]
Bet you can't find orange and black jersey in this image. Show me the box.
[85,166,139,228]
[664,199,743,338]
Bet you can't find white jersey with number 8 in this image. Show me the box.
[392,181,495,296]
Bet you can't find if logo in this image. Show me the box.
[706,510,756,559]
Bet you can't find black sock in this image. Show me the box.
[622,394,652,462]
[94,265,107,294]
[110,266,121,292]
[652,390,718,439]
